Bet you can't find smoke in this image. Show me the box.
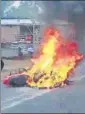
[39,1,73,24]
[39,1,62,24]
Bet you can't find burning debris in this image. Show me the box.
[3,27,83,89]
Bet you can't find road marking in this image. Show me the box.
[1,90,51,111]
[2,88,46,104]
[70,75,85,81]
[2,93,29,103]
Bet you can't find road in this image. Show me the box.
[1,60,85,113]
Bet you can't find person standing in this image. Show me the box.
[28,45,34,58]
[18,47,23,59]
[1,59,4,71]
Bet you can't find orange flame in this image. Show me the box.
[24,27,83,88]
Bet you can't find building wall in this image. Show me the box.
[1,26,20,43]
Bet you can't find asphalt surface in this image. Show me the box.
[1,60,85,113]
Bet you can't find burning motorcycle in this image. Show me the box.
[2,27,83,89]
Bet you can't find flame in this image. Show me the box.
[24,27,83,88]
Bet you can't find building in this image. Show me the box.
[1,19,43,43]
[1,19,75,44]
[1,25,20,43]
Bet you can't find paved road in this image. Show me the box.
[1,60,85,113]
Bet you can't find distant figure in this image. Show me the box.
[28,46,34,58]
[18,47,23,59]
[25,35,32,43]
[1,59,4,71]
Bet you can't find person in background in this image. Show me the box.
[1,59,4,71]
[18,47,23,59]
[25,35,32,43]
[28,45,34,58]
